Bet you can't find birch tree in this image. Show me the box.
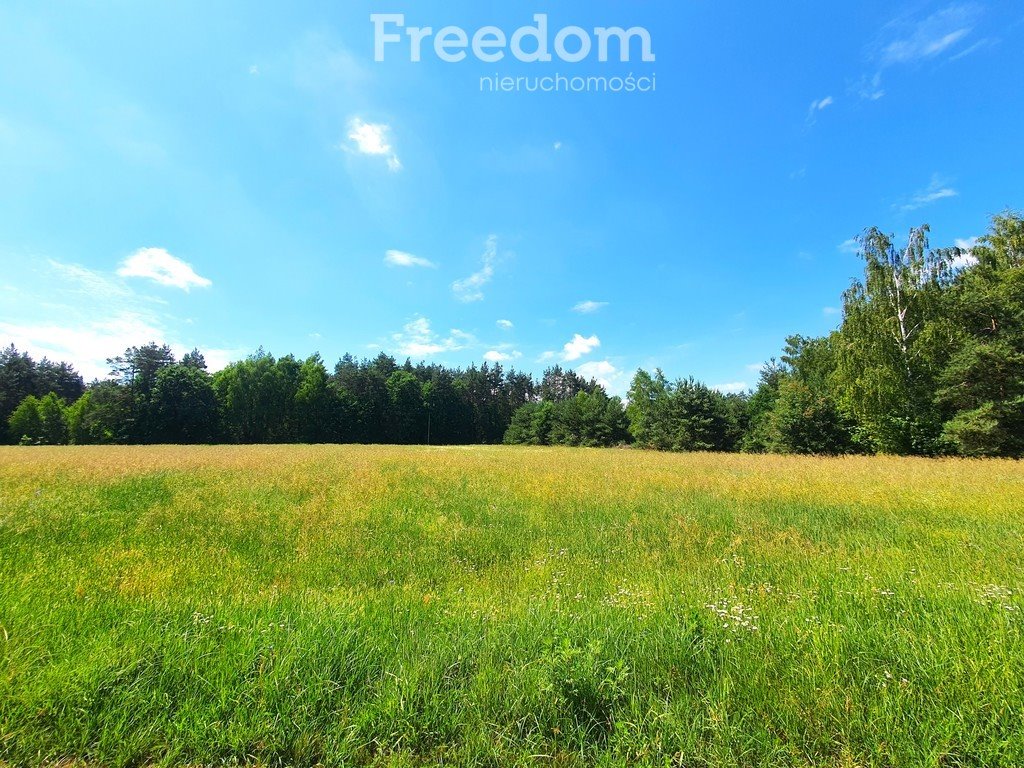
[835,226,953,453]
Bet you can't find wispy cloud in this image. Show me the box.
[806,95,834,125]
[3,259,227,379]
[1,312,165,382]
[384,249,436,268]
[949,37,998,61]
[390,317,474,358]
[878,6,976,67]
[452,235,499,303]
[861,4,982,100]
[712,382,749,395]
[823,306,841,316]
[291,32,370,95]
[117,247,211,291]
[896,174,958,213]
[838,238,861,255]
[49,260,134,300]
[857,72,887,101]
[496,319,514,330]
[572,300,609,314]
[346,118,402,172]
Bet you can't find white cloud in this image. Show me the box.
[496,319,514,330]
[483,349,521,363]
[384,249,436,268]
[950,237,980,270]
[248,64,260,76]
[575,359,628,395]
[3,258,241,381]
[117,247,212,291]
[823,306,841,316]
[577,359,612,378]
[898,175,958,213]
[452,235,499,303]
[949,252,979,271]
[572,300,609,314]
[1,312,165,381]
[346,118,402,171]
[553,141,563,150]
[390,317,474,358]
[561,334,600,362]
[745,363,765,373]
[838,238,861,255]
[197,347,247,373]
[713,382,749,395]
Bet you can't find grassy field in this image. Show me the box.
[0,445,1022,767]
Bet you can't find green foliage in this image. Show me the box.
[65,381,129,445]
[213,351,301,443]
[625,368,669,447]
[0,345,83,441]
[539,364,598,402]
[940,399,1024,457]
[295,354,343,443]
[663,378,737,452]
[741,362,783,453]
[833,226,953,454]
[8,392,67,445]
[736,212,1024,459]
[504,401,555,445]
[763,377,854,455]
[8,395,42,444]
[387,370,427,444]
[626,372,743,452]
[150,365,219,444]
[935,213,1024,457]
[107,342,177,443]
[743,339,855,455]
[505,390,628,447]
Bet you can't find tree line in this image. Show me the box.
[3,212,1022,457]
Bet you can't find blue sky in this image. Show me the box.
[1,1,1022,393]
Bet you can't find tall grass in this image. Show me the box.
[1,446,1022,766]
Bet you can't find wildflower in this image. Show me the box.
[707,598,760,633]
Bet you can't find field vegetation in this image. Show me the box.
[1,445,1022,766]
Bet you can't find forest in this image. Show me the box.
[3,212,1022,457]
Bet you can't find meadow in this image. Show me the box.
[0,445,1022,767]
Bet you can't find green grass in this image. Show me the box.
[0,445,1022,766]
